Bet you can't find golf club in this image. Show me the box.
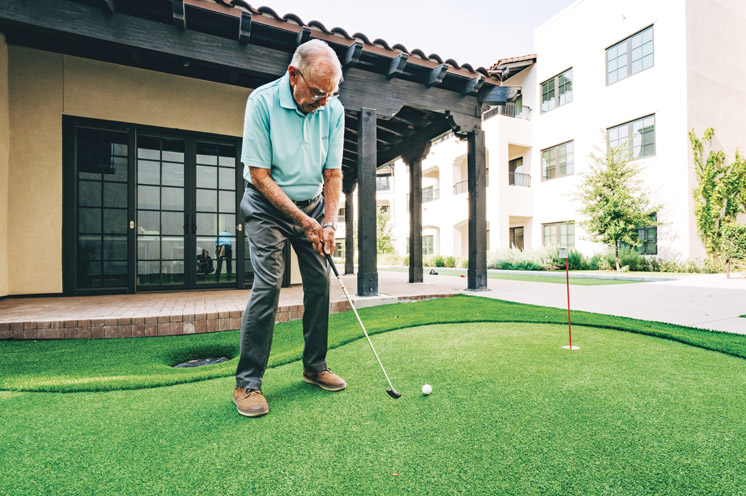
[325,252,402,399]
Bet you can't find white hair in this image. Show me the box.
[290,39,343,83]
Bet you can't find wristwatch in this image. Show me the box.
[322,222,337,231]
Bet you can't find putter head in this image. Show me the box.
[386,388,402,399]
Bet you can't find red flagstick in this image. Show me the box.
[566,257,572,349]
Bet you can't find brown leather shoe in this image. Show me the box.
[233,387,269,417]
[303,369,347,391]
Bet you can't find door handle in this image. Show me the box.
[237,224,243,232]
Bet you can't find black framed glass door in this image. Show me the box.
[64,117,253,295]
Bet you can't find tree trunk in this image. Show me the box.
[726,258,731,279]
[615,242,620,272]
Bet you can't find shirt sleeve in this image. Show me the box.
[241,94,272,172]
[323,107,345,170]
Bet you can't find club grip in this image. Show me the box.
[325,253,339,277]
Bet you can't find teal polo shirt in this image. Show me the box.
[241,73,345,201]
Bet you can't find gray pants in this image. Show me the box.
[236,185,330,390]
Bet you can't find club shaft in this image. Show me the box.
[326,256,396,391]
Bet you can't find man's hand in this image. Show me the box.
[320,226,335,256]
[302,217,325,254]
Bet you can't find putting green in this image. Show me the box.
[2,322,745,495]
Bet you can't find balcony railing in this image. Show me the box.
[509,172,531,187]
[423,188,439,203]
[453,173,490,195]
[483,103,533,121]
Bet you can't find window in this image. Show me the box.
[337,207,345,223]
[406,236,435,256]
[607,25,654,85]
[541,68,573,112]
[509,157,530,186]
[510,227,524,250]
[543,222,575,250]
[608,115,655,159]
[335,240,345,259]
[619,214,658,255]
[376,174,391,191]
[541,141,574,180]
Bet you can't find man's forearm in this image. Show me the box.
[323,170,342,225]
[251,170,313,228]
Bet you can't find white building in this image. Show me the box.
[361,0,746,262]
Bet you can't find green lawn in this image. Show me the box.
[379,267,645,285]
[3,296,746,494]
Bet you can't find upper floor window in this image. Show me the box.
[376,174,391,191]
[541,141,574,180]
[618,214,658,255]
[509,157,531,187]
[608,115,656,159]
[607,25,654,85]
[541,68,573,113]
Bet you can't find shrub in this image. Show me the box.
[445,256,456,268]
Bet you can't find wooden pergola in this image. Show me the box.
[1,0,516,295]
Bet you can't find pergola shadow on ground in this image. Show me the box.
[2,0,515,298]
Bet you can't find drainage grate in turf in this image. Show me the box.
[173,357,229,368]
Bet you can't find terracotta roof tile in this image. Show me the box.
[207,0,498,83]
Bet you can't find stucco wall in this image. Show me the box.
[686,0,746,258]
[7,46,252,295]
[0,34,9,297]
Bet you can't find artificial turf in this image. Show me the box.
[3,295,746,393]
[2,321,746,495]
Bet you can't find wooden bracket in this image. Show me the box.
[239,11,252,44]
[461,76,484,96]
[426,64,448,88]
[172,0,186,30]
[296,26,311,46]
[343,42,363,69]
[387,52,408,79]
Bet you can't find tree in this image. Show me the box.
[720,223,746,279]
[575,137,661,271]
[376,208,395,254]
[690,128,746,258]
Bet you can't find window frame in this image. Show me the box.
[541,68,573,113]
[606,25,654,85]
[542,221,576,251]
[541,140,574,181]
[607,114,656,160]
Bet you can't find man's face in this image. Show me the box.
[288,63,338,114]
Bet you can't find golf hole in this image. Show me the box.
[173,357,229,368]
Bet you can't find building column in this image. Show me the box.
[403,143,430,283]
[344,190,354,275]
[356,107,378,296]
[467,128,488,290]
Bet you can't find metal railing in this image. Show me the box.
[509,172,531,187]
[483,103,533,121]
[453,173,490,195]
[423,188,439,203]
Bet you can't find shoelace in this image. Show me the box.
[241,388,262,399]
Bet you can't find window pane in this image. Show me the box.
[79,181,101,207]
[162,139,184,163]
[196,166,218,189]
[219,191,235,213]
[103,235,127,261]
[137,135,160,160]
[196,142,218,165]
[138,185,160,210]
[103,182,127,208]
[137,210,160,234]
[162,187,184,211]
[103,208,127,234]
[79,207,101,234]
[219,167,235,190]
[162,237,184,259]
[138,160,160,185]
[138,235,160,260]
[197,213,216,236]
[161,212,183,235]
[78,235,102,262]
[162,162,184,187]
[197,189,218,212]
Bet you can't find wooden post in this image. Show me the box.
[357,108,378,296]
[403,143,430,283]
[467,128,488,290]
[344,191,355,275]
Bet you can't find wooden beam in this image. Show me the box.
[387,52,408,79]
[343,41,363,69]
[467,128,488,291]
[344,192,355,275]
[238,10,251,44]
[402,143,430,283]
[461,76,484,96]
[172,0,186,30]
[296,26,311,46]
[477,85,519,105]
[356,108,378,296]
[377,117,451,166]
[426,64,448,88]
[0,0,487,121]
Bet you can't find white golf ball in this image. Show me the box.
[421,384,432,395]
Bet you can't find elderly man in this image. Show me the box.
[233,40,346,417]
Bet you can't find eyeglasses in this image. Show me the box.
[296,69,339,101]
